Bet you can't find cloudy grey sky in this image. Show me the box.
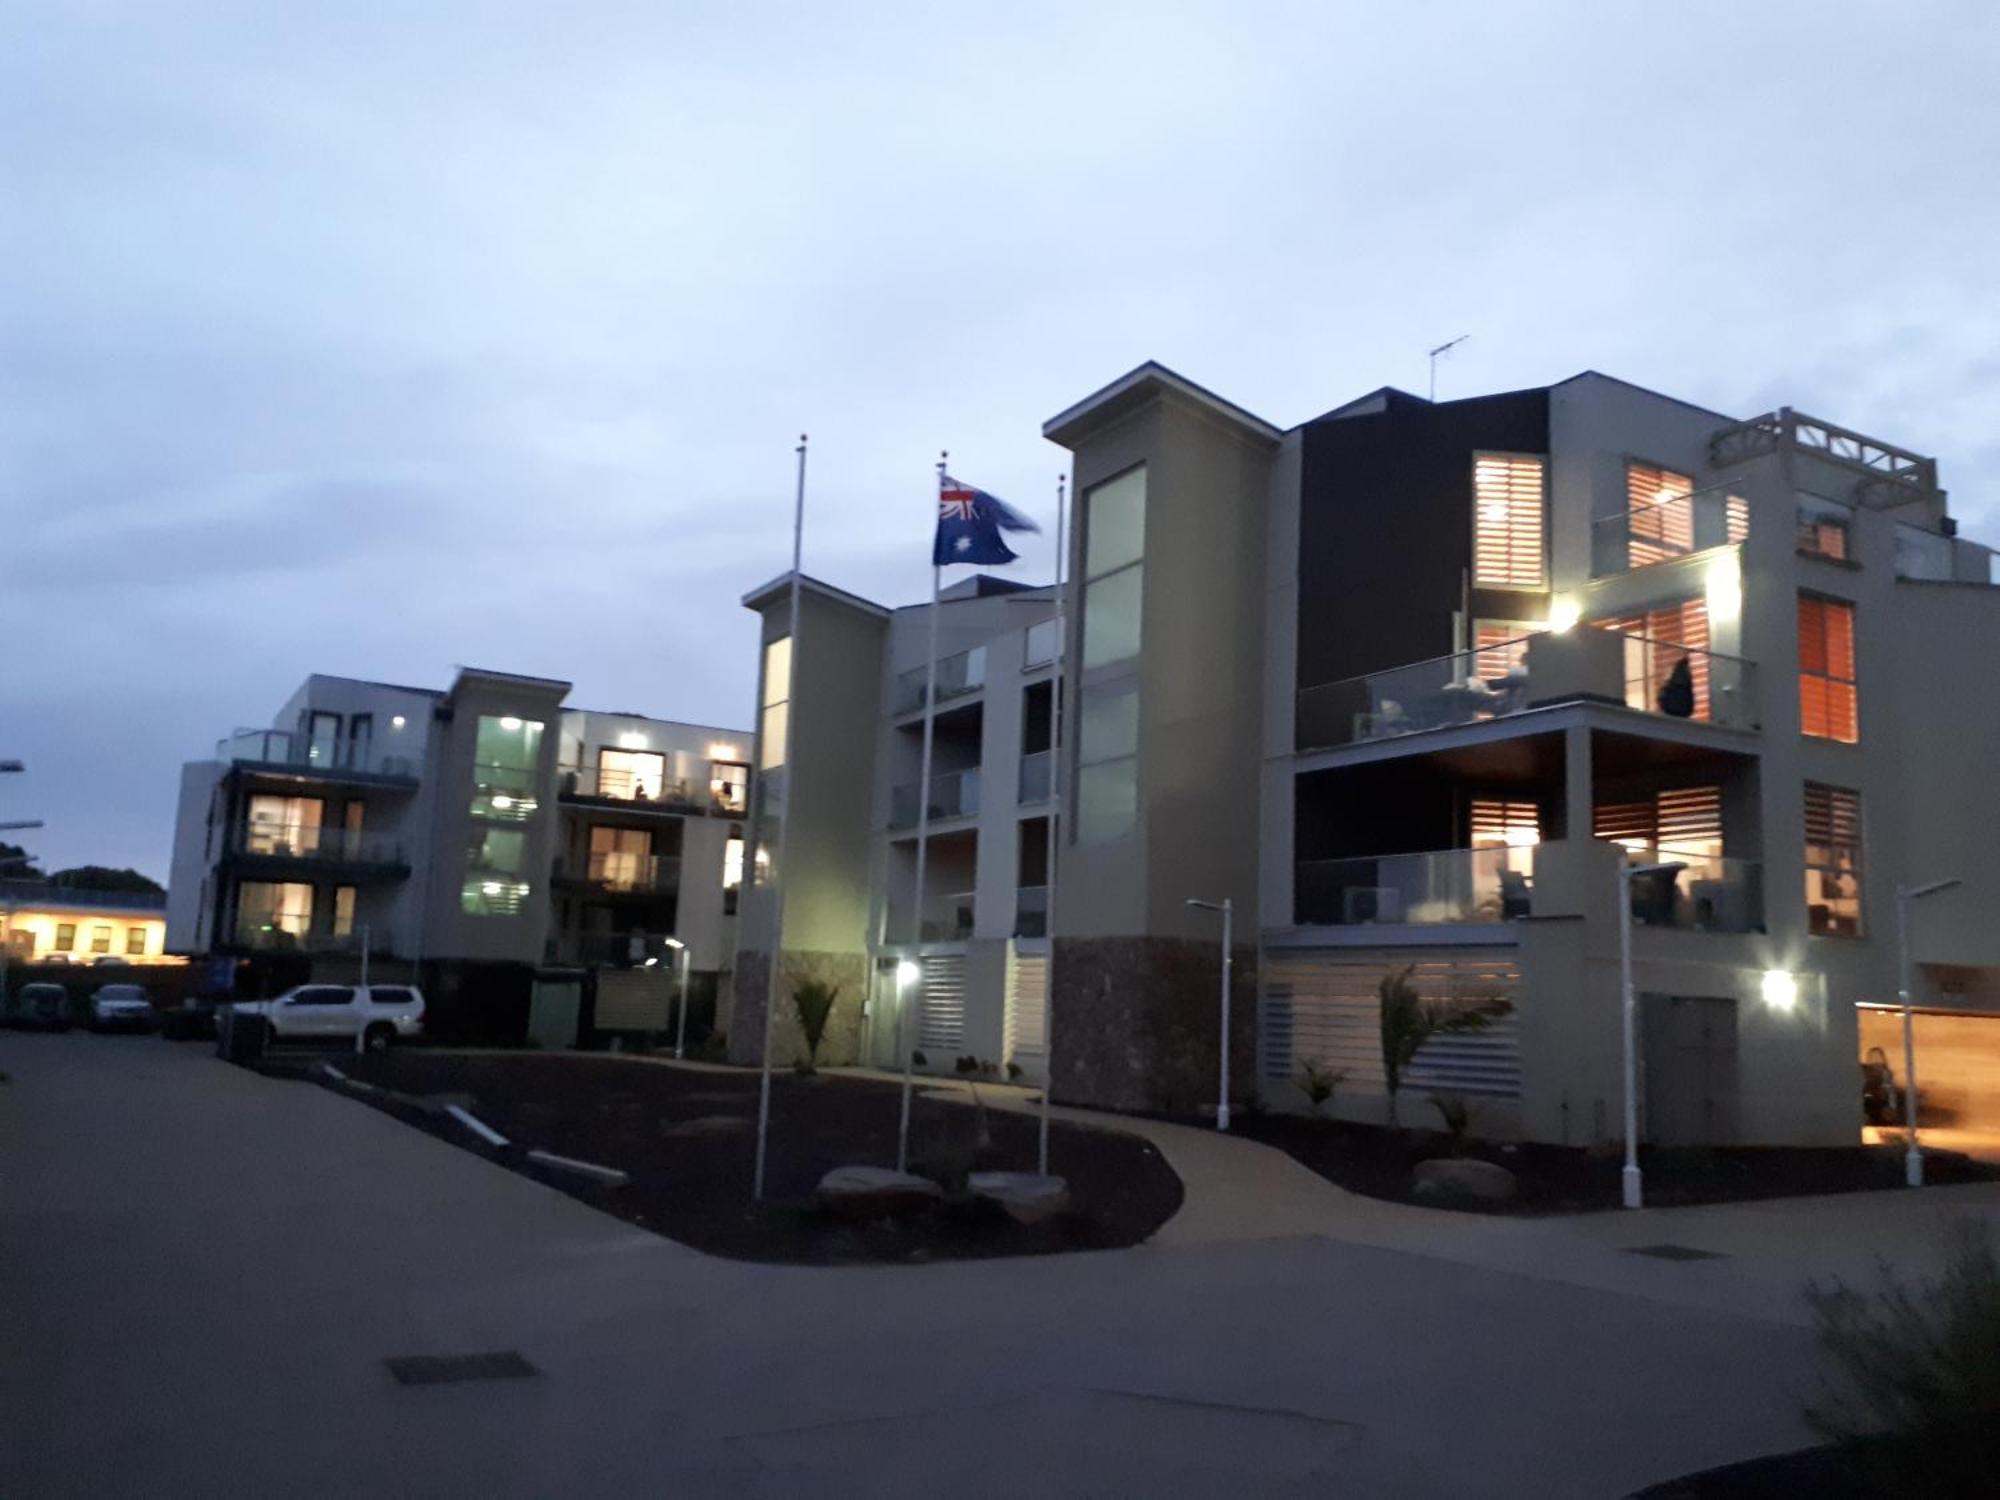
[5,2,1998,880]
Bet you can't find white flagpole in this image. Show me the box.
[897,452,948,1174]
[1038,475,1067,1177]
[752,434,809,1201]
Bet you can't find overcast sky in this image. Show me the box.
[5,2,1998,879]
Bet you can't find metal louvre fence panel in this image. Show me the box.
[918,954,968,1053]
[1005,950,1049,1061]
[1260,953,1521,1099]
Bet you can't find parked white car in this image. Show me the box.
[228,984,425,1051]
[89,983,157,1031]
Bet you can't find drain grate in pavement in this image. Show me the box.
[385,1351,540,1386]
[1625,1243,1727,1262]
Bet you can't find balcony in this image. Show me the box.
[230,822,408,871]
[232,921,366,953]
[890,768,981,829]
[1297,629,1757,751]
[1015,883,1049,937]
[1619,846,1763,933]
[894,646,987,715]
[553,851,681,896]
[1294,841,1762,932]
[1297,847,1534,927]
[1591,484,1747,575]
[922,891,976,942]
[1018,750,1053,804]
[556,764,746,818]
[222,728,419,783]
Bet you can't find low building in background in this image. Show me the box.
[165,667,751,1040]
[0,884,171,965]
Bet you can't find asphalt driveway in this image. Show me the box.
[4,1033,1981,1498]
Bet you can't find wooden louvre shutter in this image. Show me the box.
[1596,597,1711,719]
[1798,595,1858,742]
[1470,798,1540,847]
[1473,455,1547,589]
[1594,786,1721,854]
[1473,622,1532,682]
[1626,463,1695,566]
[1803,784,1860,855]
[1725,495,1750,544]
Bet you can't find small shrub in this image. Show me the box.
[790,978,838,1073]
[1005,1061,1023,1083]
[692,1032,728,1063]
[910,1137,978,1197]
[1804,1220,2000,1494]
[1429,1091,1479,1152]
[1295,1059,1343,1118]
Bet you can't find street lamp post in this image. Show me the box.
[666,938,691,1059]
[1185,897,1234,1133]
[1896,877,1961,1188]
[1619,857,1685,1210]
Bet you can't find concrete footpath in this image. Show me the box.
[5,1036,1994,1498]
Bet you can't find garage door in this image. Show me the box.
[1858,1003,2000,1136]
[1261,952,1521,1098]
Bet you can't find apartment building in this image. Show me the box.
[166,667,751,1032]
[739,360,2000,1149]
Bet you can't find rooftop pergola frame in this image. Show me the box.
[1710,405,1942,510]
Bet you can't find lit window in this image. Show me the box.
[461,878,531,917]
[597,747,666,801]
[89,924,113,954]
[1725,495,1750,544]
[1804,784,1862,936]
[710,761,750,814]
[1472,621,1534,682]
[55,922,76,952]
[1470,799,1540,849]
[1472,453,1546,589]
[1798,594,1858,742]
[333,886,357,938]
[125,928,148,956]
[1624,462,1694,567]
[1596,598,1712,720]
[760,637,792,771]
[1797,495,1852,561]
[471,715,544,816]
[1594,786,1724,860]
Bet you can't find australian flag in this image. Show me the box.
[934,474,1040,566]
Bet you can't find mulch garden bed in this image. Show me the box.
[1233,1113,2000,1216]
[302,1052,1183,1263]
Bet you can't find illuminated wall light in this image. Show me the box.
[1761,969,1799,1011]
[1547,595,1582,632]
[500,716,523,731]
[896,959,923,987]
[707,742,741,761]
[618,731,649,750]
[482,882,502,896]
[491,794,513,809]
[1705,554,1743,625]
[391,715,407,729]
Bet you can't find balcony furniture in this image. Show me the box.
[1656,658,1696,718]
[1499,868,1532,921]
[1630,866,1681,926]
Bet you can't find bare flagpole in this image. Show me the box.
[896,451,948,1174]
[1037,475,1068,1177]
[752,434,809,1201]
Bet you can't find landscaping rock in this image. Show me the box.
[815,1165,943,1220]
[662,1114,748,1138]
[967,1171,1072,1225]
[1412,1157,1517,1201]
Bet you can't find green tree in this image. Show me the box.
[0,842,44,879]
[1378,965,1511,1129]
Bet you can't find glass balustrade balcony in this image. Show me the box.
[556,764,744,816]
[1619,846,1763,932]
[221,728,418,780]
[553,852,681,895]
[232,822,407,866]
[1591,484,1748,575]
[1297,629,1757,750]
[889,767,982,828]
[1295,847,1534,927]
[894,646,987,714]
[1018,750,1053,804]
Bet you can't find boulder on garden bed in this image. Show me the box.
[1412,1157,1517,1201]
[967,1172,1072,1225]
[815,1165,943,1220]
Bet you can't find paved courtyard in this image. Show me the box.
[5,1034,1996,1498]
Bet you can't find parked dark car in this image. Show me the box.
[4,982,74,1031]
[159,997,223,1041]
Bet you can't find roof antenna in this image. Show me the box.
[1427,334,1470,402]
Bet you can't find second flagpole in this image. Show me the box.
[1037,475,1067,1177]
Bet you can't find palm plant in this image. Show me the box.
[790,978,838,1074]
[1378,965,1510,1129]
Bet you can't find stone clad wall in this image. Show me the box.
[1049,936,1258,1116]
[728,949,867,1069]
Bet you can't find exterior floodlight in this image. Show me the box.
[1760,970,1798,1011]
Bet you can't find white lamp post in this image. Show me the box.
[1184,897,1234,1132]
[665,937,691,1059]
[1896,877,1960,1188]
[1619,857,1685,1209]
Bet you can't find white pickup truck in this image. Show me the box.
[226,983,426,1052]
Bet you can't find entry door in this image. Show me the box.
[1642,995,1740,1146]
[867,958,905,1069]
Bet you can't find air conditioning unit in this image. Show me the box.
[1343,887,1403,924]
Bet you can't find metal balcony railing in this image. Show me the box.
[232,922,365,953]
[1015,884,1049,937]
[920,892,976,942]
[1620,846,1763,933]
[890,768,982,828]
[1590,483,1748,575]
[233,822,407,866]
[556,764,746,816]
[1295,847,1533,927]
[221,728,419,780]
[554,852,681,894]
[894,646,987,714]
[1296,629,1758,750]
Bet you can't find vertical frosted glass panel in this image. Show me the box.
[1084,467,1146,579]
[1082,565,1144,669]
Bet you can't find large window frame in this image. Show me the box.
[1797,593,1859,743]
[1804,783,1863,937]
[1471,452,1548,591]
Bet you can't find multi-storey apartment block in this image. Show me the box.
[167,667,751,1034]
[736,361,2000,1149]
